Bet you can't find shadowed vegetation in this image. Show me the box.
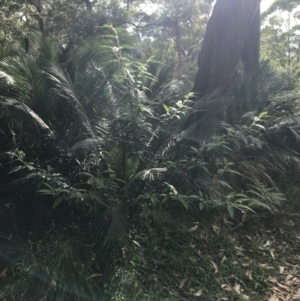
[1,1,300,301]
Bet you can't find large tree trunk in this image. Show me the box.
[84,0,95,36]
[192,0,261,97]
[241,3,261,75]
[31,0,46,36]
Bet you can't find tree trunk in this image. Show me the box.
[192,0,261,97]
[174,16,183,79]
[241,3,260,75]
[84,0,93,12]
[33,0,46,36]
[84,0,95,36]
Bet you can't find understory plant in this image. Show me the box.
[1,30,300,300]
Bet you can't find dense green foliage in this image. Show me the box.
[1,1,300,300]
[261,0,300,86]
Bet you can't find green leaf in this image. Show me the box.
[225,169,242,176]
[189,195,201,200]
[227,204,234,218]
[178,196,189,210]
[53,198,63,209]
[120,45,134,50]
[218,180,232,189]
[252,124,266,131]
[232,204,255,213]
[259,111,268,118]
[42,182,56,191]
[39,189,56,196]
[164,182,178,196]
[190,146,199,153]
[163,104,169,113]
[101,34,117,39]
[217,169,224,176]
[8,165,26,174]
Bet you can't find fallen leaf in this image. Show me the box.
[270,249,275,260]
[194,289,202,297]
[279,266,285,274]
[221,256,227,263]
[272,286,288,295]
[210,260,219,273]
[268,293,278,301]
[89,273,103,279]
[188,225,198,232]
[285,274,294,282]
[245,270,253,280]
[221,284,232,292]
[259,263,274,270]
[293,288,300,299]
[169,290,179,296]
[233,283,241,295]
[215,277,221,285]
[0,267,7,278]
[179,278,187,289]
[212,225,220,234]
[268,276,278,284]
[276,282,289,290]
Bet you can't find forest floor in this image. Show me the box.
[213,213,300,301]
[187,213,300,301]
[236,214,300,301]
[112,210,300,301]
[1,210,300,301]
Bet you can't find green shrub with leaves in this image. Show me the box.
[1,25,300,301]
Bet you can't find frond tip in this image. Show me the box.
[94,205,129,249]
[134,167,167,182]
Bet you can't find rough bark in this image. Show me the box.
[35,0,46,36]
[241,4,261,74]
[192,0,261,97]
[84,0,94,36]
[24,37,30,53]
[84,0,93,12]
[174,17,183,79]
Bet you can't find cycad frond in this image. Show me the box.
[1,98,55,135]
[108,147,139,181]
[47,63,96,138]
[71,138,103,156]
[8,172,43,191]
[247,183,286,212]
[95,205,129,249]
[130,167,168,184]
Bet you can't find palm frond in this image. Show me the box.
[95,205,129,249]
[71,138,103,156]
[129,167,168,187]
[108,147,139,181]
[46,63,96,137]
